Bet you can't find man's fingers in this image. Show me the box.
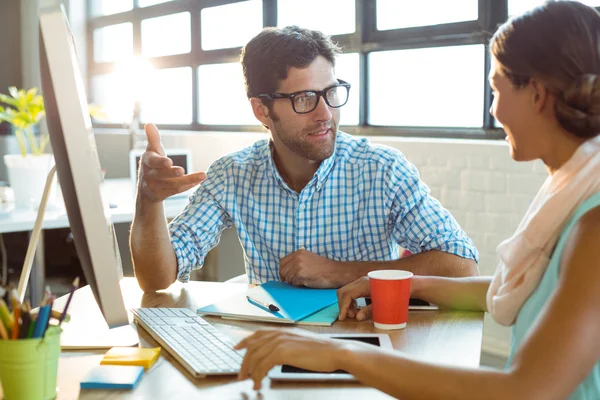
[279,252,296,281]
[148,171,206,188]
[356,305,372,321]
[142,151,172,169]
[145,166,185,180]
[144,123,164,154]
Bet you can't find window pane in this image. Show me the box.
[198,63,257,125]
[93,23,133,63]
[139,0,174,7]
[509,0,600,16]
[277,0,355,35]
[140,68,193,125]
[335,53,359,126]
[369,45,485,127]
[201,1,263,50]
[377,0,478,30]
[90,0,132,17]
[142,13,191,57]
[91,74,132,124]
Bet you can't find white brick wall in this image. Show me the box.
[370,136,548,356]
[92,130,551,357]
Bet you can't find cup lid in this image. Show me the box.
[368,270,413,280]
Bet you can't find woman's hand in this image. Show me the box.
[234,329,348,390]
[337,276,371,321]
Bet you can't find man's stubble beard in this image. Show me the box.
[270,109,337,162]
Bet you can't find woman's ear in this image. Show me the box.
[250,97,270,128]
[530,79,550,113]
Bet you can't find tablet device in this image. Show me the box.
[268,333,392,382]
[353,297,439,310]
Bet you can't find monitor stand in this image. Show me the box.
[17,166,140,349]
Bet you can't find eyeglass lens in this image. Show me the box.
[293,86,348,113]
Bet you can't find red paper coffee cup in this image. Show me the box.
[368,270,413,330]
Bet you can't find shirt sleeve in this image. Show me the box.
[168,162,233,283]
[388,157,479,263]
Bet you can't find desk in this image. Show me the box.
[0,179,188,304]
[35,278,483,399]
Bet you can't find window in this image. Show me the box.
[93,23,133,63]
[139,0,174,7]
[277,0,356,36]
[91,74,131,123]
[335,53,360,126]
[508,0,600,16]
[376,0,478,31]
[141,13,191,57]
[91,0,561,138]
[90,0,132,17]
[369,45,485,127]
[201,1,263,51]
[198,63,256,125]
[140,68,193,125]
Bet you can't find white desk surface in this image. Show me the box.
[0,178,189,234]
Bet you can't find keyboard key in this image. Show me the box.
[132,308,244,376]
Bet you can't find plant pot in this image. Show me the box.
[3,154,56,210]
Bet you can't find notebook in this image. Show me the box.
[100,347,161,370]
[80,365,144,390]
[197,281,338,325]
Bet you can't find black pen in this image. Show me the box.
[246,296,280,312]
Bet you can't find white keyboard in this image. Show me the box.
[131,308,245,377]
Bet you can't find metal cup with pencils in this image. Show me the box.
[0,277,79,400]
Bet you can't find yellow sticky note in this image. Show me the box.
[100,347,161,370]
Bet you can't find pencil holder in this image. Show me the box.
[0,326,62,400]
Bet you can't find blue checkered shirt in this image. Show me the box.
[169,132,478,284]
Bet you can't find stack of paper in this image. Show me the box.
[197,281,339,326]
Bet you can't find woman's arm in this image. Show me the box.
[411,275,491,311]
[337,275,490,321]
[238,208,600,399]
[338,207,600,400]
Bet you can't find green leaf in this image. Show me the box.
[26,88,37,102]
[0,93,20,108]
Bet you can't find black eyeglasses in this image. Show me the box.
[257,79,351,114]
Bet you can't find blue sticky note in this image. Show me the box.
[80,365,144,390]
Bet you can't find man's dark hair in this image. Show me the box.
[241,26,342,101]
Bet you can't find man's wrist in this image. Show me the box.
[329,261,370,287]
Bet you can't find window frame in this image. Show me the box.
[86,0,512,139]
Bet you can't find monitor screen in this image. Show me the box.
[39,5,129,329]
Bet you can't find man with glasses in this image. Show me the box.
[131,26,479,292]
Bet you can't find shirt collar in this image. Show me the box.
[264,132,339,193]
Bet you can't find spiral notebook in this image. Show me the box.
[197,281,339,326]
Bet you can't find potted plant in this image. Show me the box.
[0,86,106,209]
[0,87,52,209]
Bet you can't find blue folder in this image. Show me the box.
[197,281,338,325]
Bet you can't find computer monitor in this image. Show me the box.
[39,5,135,346]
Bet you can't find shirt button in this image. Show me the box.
[299,204,306,210]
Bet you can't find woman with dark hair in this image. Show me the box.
[235,2,600,398]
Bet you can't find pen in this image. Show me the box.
[0,315,8,339]
[20,302,31,339]
[246,296,280,312]
[59,277,79,325]
[0,298,13,338]
[32,305,51,338]
[10,289,21,340]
